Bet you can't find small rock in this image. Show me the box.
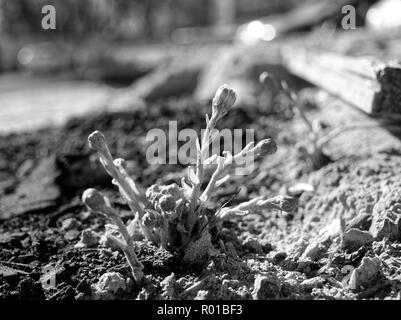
[92,272,127,300]
[74,229,99,248]
[319,218,341,239]
[341,228,373,251]
[79,210,92,221]
[242,237,263,254]
[370,210,401,241]
[369,189,401,241]
[349,256,381,290]
[272,252,287,264]
[302,241,327,261]
[289,237,309,259]
[161,273,176,299]
[61,218,80,231]
[251,273,281,300]
[64,230,80,241]
[296,259,318,275]
[301,276,325,291]
[194,290,209,300]
[261,240,273,254]
[281,278,301,296]
[99,224,122,251]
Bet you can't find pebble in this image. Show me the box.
[92,272,127,300]
[301,276,325,291]
[64,230,80,241]
[272,252,287,264]
[61,218,80,231]
[161,273,176,299]
[349,256,381,290]
[290,237,309,259]
[301,241,327,261]
[251,273,281,300]
[74,229,99,248]
[242,237,263,254]
[369,189,401,241]
[341,228,373,251]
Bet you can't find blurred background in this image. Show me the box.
[0,0,399,132]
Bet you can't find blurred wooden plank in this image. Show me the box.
[282,49,401,116]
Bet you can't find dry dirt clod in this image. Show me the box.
[92,272,127,300]
[251,273,281,300]
[61,218,80,231]
[301,240,327,261]
[369,187,401,241]
[349,256,382,290]
[75,229,100,248]
[341,228,373,252]
[242,237,263,254]
[301,276,325,291]
[160,273,176,299]
[289,237,310,259]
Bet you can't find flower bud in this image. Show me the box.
[254,138,277,157]
[88,131,109,156]
[82,188,108,213]
[212,84,237,120]
[272,195,298,213]
[159,195,176,211]
[142,211,161,228]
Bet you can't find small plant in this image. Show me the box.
[259,72,332,170]
[82,188,144,282]
[259,72,400,171]
[81,84,298,278]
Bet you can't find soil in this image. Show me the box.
[1,43,401,300]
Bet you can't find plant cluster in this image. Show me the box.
[82,84,298,283]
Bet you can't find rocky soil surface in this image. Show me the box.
[1,34,401,300]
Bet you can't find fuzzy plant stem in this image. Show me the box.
[87,131,159,242]
[88,131,144,218]
[189,114,218,214]
[202,138,277,181]
[218,195,298,220]
[189,85,237,216]
[280,80,319,148]
[114,158,147,204]
[82,188,144,282]
[200,157,225,202]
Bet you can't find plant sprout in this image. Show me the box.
[81,84,298,274]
